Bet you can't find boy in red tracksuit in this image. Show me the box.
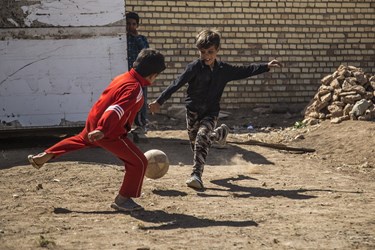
[28,48,166,212]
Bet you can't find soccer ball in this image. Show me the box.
[144,149,169,179]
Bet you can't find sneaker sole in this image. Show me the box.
[215,124,230,147]
[186,179,205,190]
[110,203,143,212]
[28,155,43,169]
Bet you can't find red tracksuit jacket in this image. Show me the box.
[86,68,150,138]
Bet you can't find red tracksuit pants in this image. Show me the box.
[45,130,147,198]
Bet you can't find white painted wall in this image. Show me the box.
[21,0,125,27]
[0,37,127,128]
[0,0,127,129]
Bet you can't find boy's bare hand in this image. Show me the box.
[88,130,104,142]
[148,101,161,114]
[268,59,282,68]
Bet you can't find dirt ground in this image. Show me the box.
[0,110,374,250]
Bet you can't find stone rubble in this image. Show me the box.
[303,65,375,125]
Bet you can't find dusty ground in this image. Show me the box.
[0,110,374,250]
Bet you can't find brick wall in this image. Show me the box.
[125,0,375,112]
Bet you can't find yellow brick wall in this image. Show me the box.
[125,0,375,111]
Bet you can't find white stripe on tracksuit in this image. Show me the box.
[105,105,124,120]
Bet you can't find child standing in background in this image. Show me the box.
[126,12,150,135]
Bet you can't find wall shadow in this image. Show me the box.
[1,135,273,169]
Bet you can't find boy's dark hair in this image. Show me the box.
[195,29,221,49]
[133,48,166,77]
[126,12,140,24]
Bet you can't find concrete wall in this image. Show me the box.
[0,0,127,129]
[125,0,375,112]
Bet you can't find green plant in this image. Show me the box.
[293,121,306,129]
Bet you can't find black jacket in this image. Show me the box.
[156,59,269,117]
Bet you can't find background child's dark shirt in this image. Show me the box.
[156,59,269,117]
[127,34,149,71]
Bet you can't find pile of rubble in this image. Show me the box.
[303,65,375,125]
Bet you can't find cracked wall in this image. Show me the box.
[0,0,127,129]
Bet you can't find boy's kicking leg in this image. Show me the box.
[185,111,230,190]
[27,131,91,169]
[187,123,230,190]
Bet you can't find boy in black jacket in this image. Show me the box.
[149,29,282,190]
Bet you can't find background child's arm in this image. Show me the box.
[136,35,149,50]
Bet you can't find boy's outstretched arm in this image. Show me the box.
[268,59,282,68]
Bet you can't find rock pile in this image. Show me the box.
[303,65,375,125]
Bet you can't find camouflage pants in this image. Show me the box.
[186,109,226,177]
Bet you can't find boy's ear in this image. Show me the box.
[145,73,159,83]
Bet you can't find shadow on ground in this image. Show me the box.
[53,207,258,230]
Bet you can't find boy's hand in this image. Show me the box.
[268,59,282,68]
[88,130,104,142]
[148,101,161,114]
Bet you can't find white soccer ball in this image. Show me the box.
[144,149,169,179]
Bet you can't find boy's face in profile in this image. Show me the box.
[199,45,219,68]
[126,18,138,35]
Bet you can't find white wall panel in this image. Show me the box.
[0,37,128,128]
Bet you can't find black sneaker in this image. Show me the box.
[110,195,143,212]
[186,174,204,190]
[131,126,147,135]
[130,127,149,143]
